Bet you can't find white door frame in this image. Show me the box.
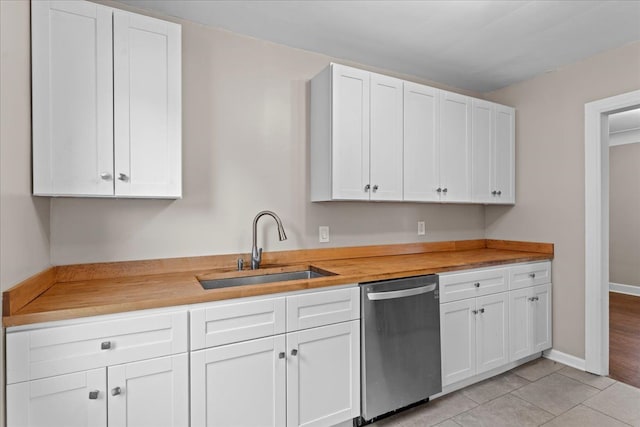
[584,89,640,375]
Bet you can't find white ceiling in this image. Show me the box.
[116,0,640,93]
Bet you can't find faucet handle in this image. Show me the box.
[237,258,244,271]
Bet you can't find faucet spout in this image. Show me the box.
[251,210,287,270]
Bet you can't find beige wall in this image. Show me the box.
[49,4,486,265]
[610,142,640,287]
[485,41,640,359]
[1,1,52,425]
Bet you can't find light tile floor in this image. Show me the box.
[373,357,640,426]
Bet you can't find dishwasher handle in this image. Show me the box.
[367,283,436,301]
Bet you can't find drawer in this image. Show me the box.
[287,287,359,331]
[509,261,552,290]
[190,297,285,350]
[439,267,508,303]
[6,309,187,384]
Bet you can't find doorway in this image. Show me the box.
[584,89,640,376]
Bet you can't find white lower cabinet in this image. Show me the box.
[509,283,552,361]
[7,354,188,427]
[440,292,509,386]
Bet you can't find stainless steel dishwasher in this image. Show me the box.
[358,274,441,425]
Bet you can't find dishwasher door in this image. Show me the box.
[360,275,441,422]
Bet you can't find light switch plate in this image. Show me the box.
[418,221,426,236]
[319,226,330,243]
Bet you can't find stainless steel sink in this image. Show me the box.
[199,269,331,290]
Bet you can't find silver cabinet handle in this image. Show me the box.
[474,282,480,288]
[372,184,379,192]
[533,296,539,301]
[291,349,298,356]
[442,188,448,193]
[118,173,129,182]
[497,190,502,195]
[100,173,112,181]
[111,387,122,396]
[491,190,497,195]
[479,308,485,313]
[89,390,99,400]
[367,284,436,301]
[436,188,442,193]
[472,309,478,315]
[278,352,285,359]
[364,184,370,192]
[101,341,112,350]
[529,273,536,278]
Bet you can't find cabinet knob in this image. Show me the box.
[528,297,535,302]
[474,282,480,288]
[436,188,442,193]
[442,188,448,193]
[100,173,112,181]
[278,352,285,359]
[479,308,485,313]
[101,341,112,350]
[364,184,370,192]
[497,190,502,196]
[372,185,379,192]
[118,173,129,182]
[111,387,122,396]
[529,273,536,278]
[89,390,99,400]
[491,190,497,195]
[472,309,478,315]
[533,296,539,301]
[291,349,298,356]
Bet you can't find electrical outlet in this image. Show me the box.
[418,221,426,236]
[319,226,330,243]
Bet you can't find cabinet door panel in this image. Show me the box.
[440,299,476,386]
[532,284,552,353]
[114,11,182,198]
[7,368,106,427]
[287,321,360,427]
[509,288,533,361]
[471,100,494,203]
[191,335,286,427]
[476,293,509,374]
[31,0,113,196]
[403,82,440,202]
[108,354,188,427]
[439,91,471,202]
[331,64,370,200]
[494,105,515,204]
[370,73,403,201]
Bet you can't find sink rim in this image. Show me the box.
[197,265,337,290]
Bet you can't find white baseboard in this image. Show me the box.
[543,349,586,371]
[610,282,640,296]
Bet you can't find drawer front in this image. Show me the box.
[6,310,188,384]
[287,287,359,331]
[190,297,286,350]
[509,261,551,290]
[439,268,508,303]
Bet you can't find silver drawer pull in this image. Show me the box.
[479,308,485,313]
[472,309,478,315]
[364,184,370,192]
[111,387,122,396]
[279,352,285,359]
[529,273,536,278]
[291,349,298,356]
[474,282,480,288]
[89,390,99,400]
[101,341,112,350]
[372,184,379,192]
[100,172,112,181]
[367,284,436,301]
[436,188,442,193]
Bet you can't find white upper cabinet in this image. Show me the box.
[472,101,515,204]
[403,82,440,202]
[370,73,404,201]
[439,91,472,202]
[31,0,182,198]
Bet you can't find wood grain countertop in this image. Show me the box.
[2,239,553,327]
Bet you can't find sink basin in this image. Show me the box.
[199,269,331,290]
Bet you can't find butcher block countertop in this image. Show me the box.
[2,239,553,327]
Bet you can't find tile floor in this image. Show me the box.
[372,357,640,426]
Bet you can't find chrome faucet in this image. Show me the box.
[251,210,287,269]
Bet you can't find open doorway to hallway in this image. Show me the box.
[608,108,640,388]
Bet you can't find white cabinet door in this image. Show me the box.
[509,287,534,361]
[471,99,494,203]
[403,82,440,202]
[476,293,509,374]
[191,335,286,427]
[108,354,188,427]
[113,11,182,198]
[493,105,515,204]
[7,368,107,427]
[532,284,552,353]
[287,321,360,427]
[331,64,370,200]
[440,299,476,386]
[370,73,403,201]
[31,0,114,196]
[439,91,471,202]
